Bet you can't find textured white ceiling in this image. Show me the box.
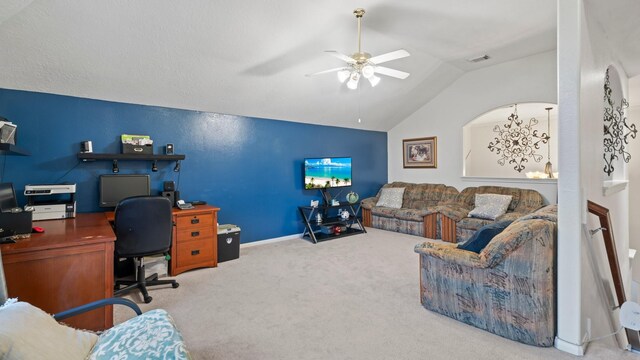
[0,0,561,131]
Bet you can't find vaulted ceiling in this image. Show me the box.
[0,0,567,131]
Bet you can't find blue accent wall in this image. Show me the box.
[0,89,387,243]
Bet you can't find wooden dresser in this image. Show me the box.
[170,205,219,276]
[0,213,115,331]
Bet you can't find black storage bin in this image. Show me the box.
[217,224,240,263]
[122,143,153,154]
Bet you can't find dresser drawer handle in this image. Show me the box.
[191,218,200,224]
[191,231,200,237]
[191,250,200,256]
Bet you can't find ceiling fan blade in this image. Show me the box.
[325,50,356,64]
[375,66,410,79]
[369,49,410,65]
[305,67,348,77]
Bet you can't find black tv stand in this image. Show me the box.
[298,201,366,244]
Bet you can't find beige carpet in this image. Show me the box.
[115,228,631,359]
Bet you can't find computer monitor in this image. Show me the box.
[0,183,18,212]
[99,175,151,208]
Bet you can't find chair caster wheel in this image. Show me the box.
[144,296,153,304]
[172,282,180,288]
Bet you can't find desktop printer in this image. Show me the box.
[25,183,77,221]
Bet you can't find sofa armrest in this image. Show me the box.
[482,218,554,268]
[496,212,527,222]
[360,197,378,210]
[436,204,470,222]
[414,241,488,269]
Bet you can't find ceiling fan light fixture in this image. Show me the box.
[361,65,375,78]
[347,73,360,89]
[337,70,350,83]
[367,75,380,87]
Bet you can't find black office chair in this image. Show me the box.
[114,196,179,303]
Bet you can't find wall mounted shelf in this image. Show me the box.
[0,143,30,156]
[77,153,185,161]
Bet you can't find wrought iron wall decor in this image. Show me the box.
[488,104,550,173]
[603,68,637,176]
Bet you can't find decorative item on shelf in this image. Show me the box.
[331,199,340,206]
[403,137,437,168]
[315,213,322,224]
[0,117,17,145]
[543,107,554,179]
[80,140,93,153]
[340,210,350,220]
[488,104,550,173]
[603,67,637,176]
[310,200,319,208]
[346,191,359,204]
[333,225,342,235]
[121,134,153,154]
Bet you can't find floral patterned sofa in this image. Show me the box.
[361,182,459,238]
[361,183,545,243]
[414,205,557,346]
[437,186,545,242]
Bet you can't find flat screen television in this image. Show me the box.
[99,174,151,207]
[304,157,352,189]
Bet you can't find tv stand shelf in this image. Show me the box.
[298,202,366,244]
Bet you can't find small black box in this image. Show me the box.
[217,224,240,263]
[122,143,152,154]
[163,181,175,192]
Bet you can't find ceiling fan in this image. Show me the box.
[307,8,410,90]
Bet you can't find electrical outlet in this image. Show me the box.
[586,318,592,341]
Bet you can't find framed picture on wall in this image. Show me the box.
[403,137,437,168]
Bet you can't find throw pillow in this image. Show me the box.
[458,220,513,253]
[0,300,98,360]
[468,194,512,220]
[375,188,405,209]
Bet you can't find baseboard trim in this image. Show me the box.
[240,233,302,248]
[554,336,586,356]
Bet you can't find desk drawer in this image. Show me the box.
[176,227,214,243]
[176,238,214,269]
[176,213,214,229]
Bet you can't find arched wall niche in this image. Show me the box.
[463,102,558,179]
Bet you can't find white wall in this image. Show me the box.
[556,0,632,354]
[388,50,558,203]
[629,101,640,283]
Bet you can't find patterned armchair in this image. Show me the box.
[0,297,191,359]
[437,186,545,242]
[414,205,557,346]
[361,182,459,238]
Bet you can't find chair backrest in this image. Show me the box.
[114,196,173,258]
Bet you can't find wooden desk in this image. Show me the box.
[105,205,220,276]
[0,213,115,331]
